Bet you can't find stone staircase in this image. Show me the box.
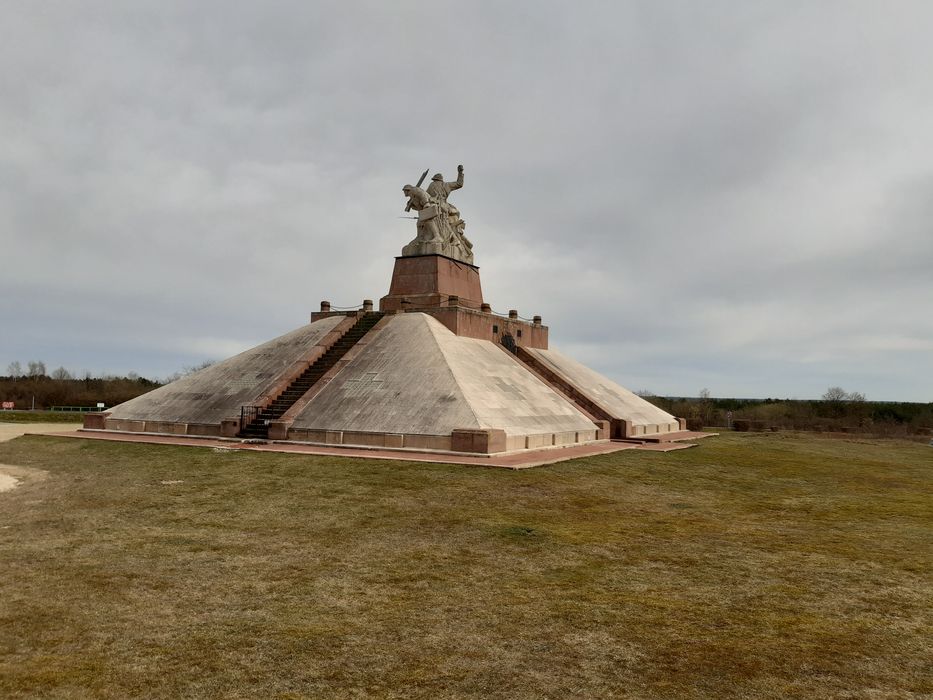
[239,313,384,439]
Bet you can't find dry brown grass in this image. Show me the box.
[0,433,930,699]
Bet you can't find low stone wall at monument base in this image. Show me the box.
[93,417,221,437]
[83,412,600,455]
[622,419,684,437]
[85,413,223,437]
[284,426,599,453]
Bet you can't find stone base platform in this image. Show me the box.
[616,430,717,444]
[53,429,657,469]
[91,418,600,454]
[627,442,698,452]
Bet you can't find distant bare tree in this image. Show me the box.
[158,360,214,385]
[27,360,46,378]
[822,387,865,402]
[698,388,713,425]
[7,361,22,379]
[184,360,216,375]
[51,366,73,381]
[821,386,866,421]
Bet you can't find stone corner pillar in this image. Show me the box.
[220,419,241,438]
[451,428,507,454]
[268,421,292,441]
[82,412,111,430]
[592,419,610,440]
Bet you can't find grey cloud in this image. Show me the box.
[2,1,931,400]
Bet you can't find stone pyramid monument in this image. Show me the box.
[86,165,683,454]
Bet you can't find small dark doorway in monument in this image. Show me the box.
[501,333,517,354]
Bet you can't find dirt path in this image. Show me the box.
[0,422,82,443]
[0,422,77,492]
[0,473,18,492]
[0,464,49,492]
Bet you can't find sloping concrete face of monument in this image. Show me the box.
[86,164,684,455]
[284,313,599,452]
[96,316,347,437]
[521,348,682,438]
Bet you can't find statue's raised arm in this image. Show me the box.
[450,164,464,191]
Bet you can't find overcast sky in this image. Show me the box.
[2,1,932,401]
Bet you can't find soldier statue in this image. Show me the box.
[401,164,473,264]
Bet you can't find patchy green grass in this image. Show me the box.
[0,410,89,424]
[0,433,930,699]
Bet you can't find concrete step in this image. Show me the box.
[623,430,716,443]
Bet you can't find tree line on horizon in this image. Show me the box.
[3,361,930,436]
[641,387,933,437]
[1,360,214,410]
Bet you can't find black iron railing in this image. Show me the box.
[240,405,262,429]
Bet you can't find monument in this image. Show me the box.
[85,166,686,454]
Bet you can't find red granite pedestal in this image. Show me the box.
[379,254,484,311]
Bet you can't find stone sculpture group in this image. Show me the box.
[402,164,474,264]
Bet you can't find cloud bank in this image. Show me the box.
[2,1,931,400]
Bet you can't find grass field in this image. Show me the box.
[0,410,92,424]
[0,433,930,699]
